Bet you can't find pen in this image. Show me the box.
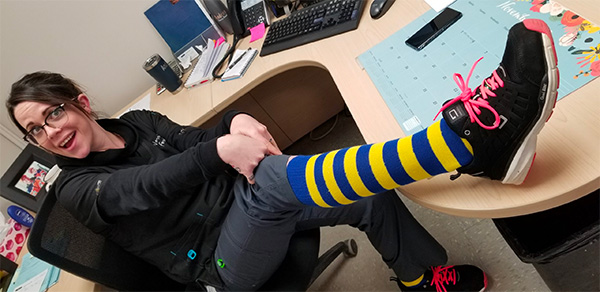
[228,48,251,69]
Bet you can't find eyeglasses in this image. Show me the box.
[23,104,69,145]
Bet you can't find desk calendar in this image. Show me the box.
[358,0,599,135]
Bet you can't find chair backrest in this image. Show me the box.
[28,188,322,291]
[27,189,186,291]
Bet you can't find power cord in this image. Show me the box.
[291,0,324,13]
[212,34,242,79]
[309,113,339,141]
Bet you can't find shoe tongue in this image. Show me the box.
[442,68,506,136]
[441,99,470,137]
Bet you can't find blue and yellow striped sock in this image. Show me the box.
[286,119,473,207]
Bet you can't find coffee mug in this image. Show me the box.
[143,54,182,93]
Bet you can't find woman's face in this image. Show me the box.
[13,95,96,159]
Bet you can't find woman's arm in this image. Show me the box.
[124,110,282,184]
[123,110,241,152]
[220,114,282,184]
[56,139,229,230]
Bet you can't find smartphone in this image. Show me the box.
[405,8,462,51]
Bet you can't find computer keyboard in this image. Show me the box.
[260,0,366,56]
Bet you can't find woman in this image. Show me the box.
[6,20,557,291]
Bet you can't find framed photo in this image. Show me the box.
[1,144,56,212]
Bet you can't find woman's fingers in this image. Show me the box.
[266,138,282,155]
[232,165,256,184]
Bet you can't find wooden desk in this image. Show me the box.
[118,0,599,218]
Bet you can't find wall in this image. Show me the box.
[0,0,174,131]
[0,0,181,215]
[0,126,27,221]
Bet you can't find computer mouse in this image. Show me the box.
[370,0,396,19]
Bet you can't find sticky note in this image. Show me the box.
[249,22,266,43]
[216,37,225,47]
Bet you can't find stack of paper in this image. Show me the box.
[8,253,60,292]
[184,39,230,88]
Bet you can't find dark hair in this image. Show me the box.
[6,71,98,135]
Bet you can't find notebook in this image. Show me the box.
[221,48,258,81]
[184,39,230,88]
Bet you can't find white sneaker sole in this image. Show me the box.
[502,19,559,185]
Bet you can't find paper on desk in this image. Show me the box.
[128,93,151,111]
[8,253,60,292]
[12,269,47,292]
[119,93,151,117]
[424,0,455,12]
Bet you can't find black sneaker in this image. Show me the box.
[436,19,559,185]
[391,265,487,292]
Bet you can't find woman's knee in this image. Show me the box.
[248,155,305,211]
[253,155,290,188]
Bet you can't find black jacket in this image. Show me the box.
[54,110,241,287]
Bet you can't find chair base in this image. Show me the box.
[309,239,358,287]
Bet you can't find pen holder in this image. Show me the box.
[143,54,183,93]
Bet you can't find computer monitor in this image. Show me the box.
[144,0,223,60]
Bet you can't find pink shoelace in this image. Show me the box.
[434,57,504,130]
[430,265,458,292]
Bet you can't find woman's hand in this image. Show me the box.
[230,114,282,155]
[216,134,278,184]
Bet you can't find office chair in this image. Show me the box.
[27,188,358,291]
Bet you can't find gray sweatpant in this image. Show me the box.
[214,155,447,291]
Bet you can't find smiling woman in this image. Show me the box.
[7,72,125,159]
[21,103,69,146]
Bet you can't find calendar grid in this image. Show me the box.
[358,0,599,135]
